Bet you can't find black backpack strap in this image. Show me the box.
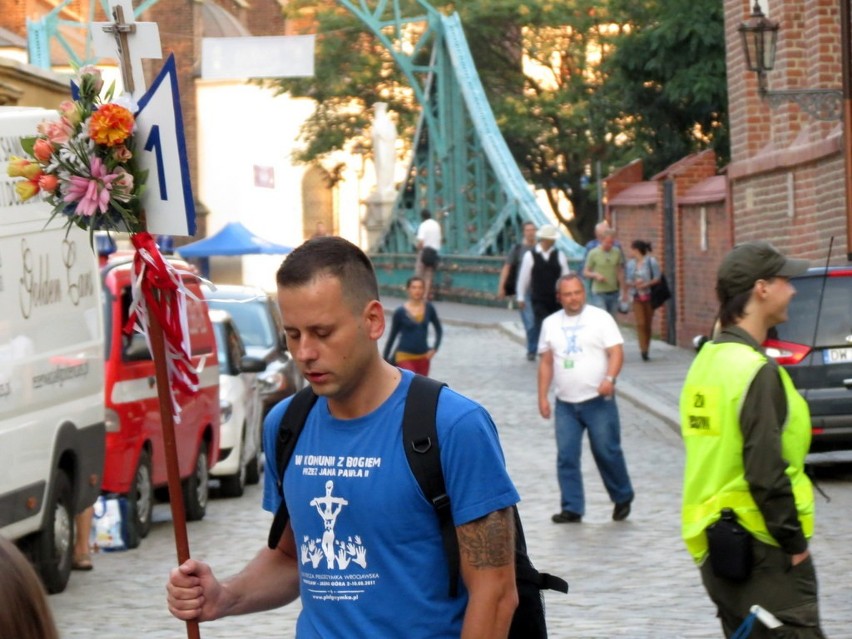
[513,508,569,594]
[402,375,458,597]
[267,387,319,550]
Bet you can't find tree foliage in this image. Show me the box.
[601,0,729,176]
[272,0,728,244]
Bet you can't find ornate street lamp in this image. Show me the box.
[738,0,778,94]
[738,0,842,120]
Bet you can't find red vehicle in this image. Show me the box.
[100,256,219,548]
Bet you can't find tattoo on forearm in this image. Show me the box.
[458,509,513,568]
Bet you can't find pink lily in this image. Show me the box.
[63,156,118,217]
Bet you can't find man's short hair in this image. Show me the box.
[276,237,379,312]
[556,273,584,291]
[420,208,432,221]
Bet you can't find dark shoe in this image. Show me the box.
[641,352,649,361]
[551,511,582,524]
[612,500,632,521]
[526,352,536,361]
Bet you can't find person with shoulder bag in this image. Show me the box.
[625,240,660,361]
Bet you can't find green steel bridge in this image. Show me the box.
[29,0,585,303]
[337,0,583,302]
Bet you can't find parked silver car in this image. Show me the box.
[208,309,265,497]
[205,284,305,416]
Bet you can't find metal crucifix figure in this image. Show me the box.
[91,0,161,101]
[102,4,137,93]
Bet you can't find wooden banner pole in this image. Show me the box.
[147,292,201,639]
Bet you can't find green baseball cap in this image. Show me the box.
[717,241,810,298]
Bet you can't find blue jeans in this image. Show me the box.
[520,292,535,355]
[591,290,620,317]
[554,396,634,515]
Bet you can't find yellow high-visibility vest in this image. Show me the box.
[680,341,814,562]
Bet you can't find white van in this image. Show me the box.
[0,107,105,593]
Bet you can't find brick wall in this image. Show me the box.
[677,202,731,345]
[606,151,724,348]
[725,0,848,264]
[0,1,27,38]
[731,153,848,262]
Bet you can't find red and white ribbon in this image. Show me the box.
[124,232,199,422]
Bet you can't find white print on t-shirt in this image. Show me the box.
[293,451,384,603]
[301,480,368,571]
[561,320,584,356]
[294,453,382,478]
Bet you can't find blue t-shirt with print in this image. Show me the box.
[262,370,519,638]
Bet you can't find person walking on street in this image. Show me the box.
[415,208,442,300]
[166,236,520,638]
[383,276,443,376]
[498,221,537,360]
[583,228,626,316]
[72,506,94,571]
[625,240,662,361]
[537,274,634,524]
[582,220,610,259]
[680,241,825,638]
[515,224,570,361]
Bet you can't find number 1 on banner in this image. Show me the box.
[144,125,168,201]
[135,54,196,236]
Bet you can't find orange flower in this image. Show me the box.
[38,173,59,193]
[89,103,134,147]
[33,138,54,163]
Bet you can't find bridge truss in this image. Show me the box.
[338,0,583,260]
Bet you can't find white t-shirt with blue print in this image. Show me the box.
[262,370,520,638]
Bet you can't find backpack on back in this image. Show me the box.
[503,243,524,297]
[267,375,568,638]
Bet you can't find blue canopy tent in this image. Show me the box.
[177,222,293,257]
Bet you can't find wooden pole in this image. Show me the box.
[147,292,201,639]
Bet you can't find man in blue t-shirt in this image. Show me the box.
[167,237,520,638]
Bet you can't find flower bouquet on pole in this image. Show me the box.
[7,65,147,243]
[8,0,203,630]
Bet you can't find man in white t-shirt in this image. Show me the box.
[537,274,634,524]
[415,208,442,299]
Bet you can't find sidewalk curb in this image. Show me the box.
[617,379,681,433]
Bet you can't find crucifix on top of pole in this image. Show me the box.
[738,0,843,121]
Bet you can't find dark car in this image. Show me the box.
[764,267,852,452]
[204,284,305,416]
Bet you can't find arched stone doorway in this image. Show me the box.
[302,166,335,239]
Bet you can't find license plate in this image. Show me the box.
[823,347,852,364]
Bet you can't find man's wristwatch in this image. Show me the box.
[604,375,616,384]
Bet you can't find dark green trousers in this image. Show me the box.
[700,540,825,638]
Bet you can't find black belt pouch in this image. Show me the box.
[705,508,753,582]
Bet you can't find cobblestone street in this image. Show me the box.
[50,325,852,638]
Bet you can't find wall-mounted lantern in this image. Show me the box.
[738,0,842,120]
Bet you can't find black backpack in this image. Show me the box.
[267,375,568,638]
